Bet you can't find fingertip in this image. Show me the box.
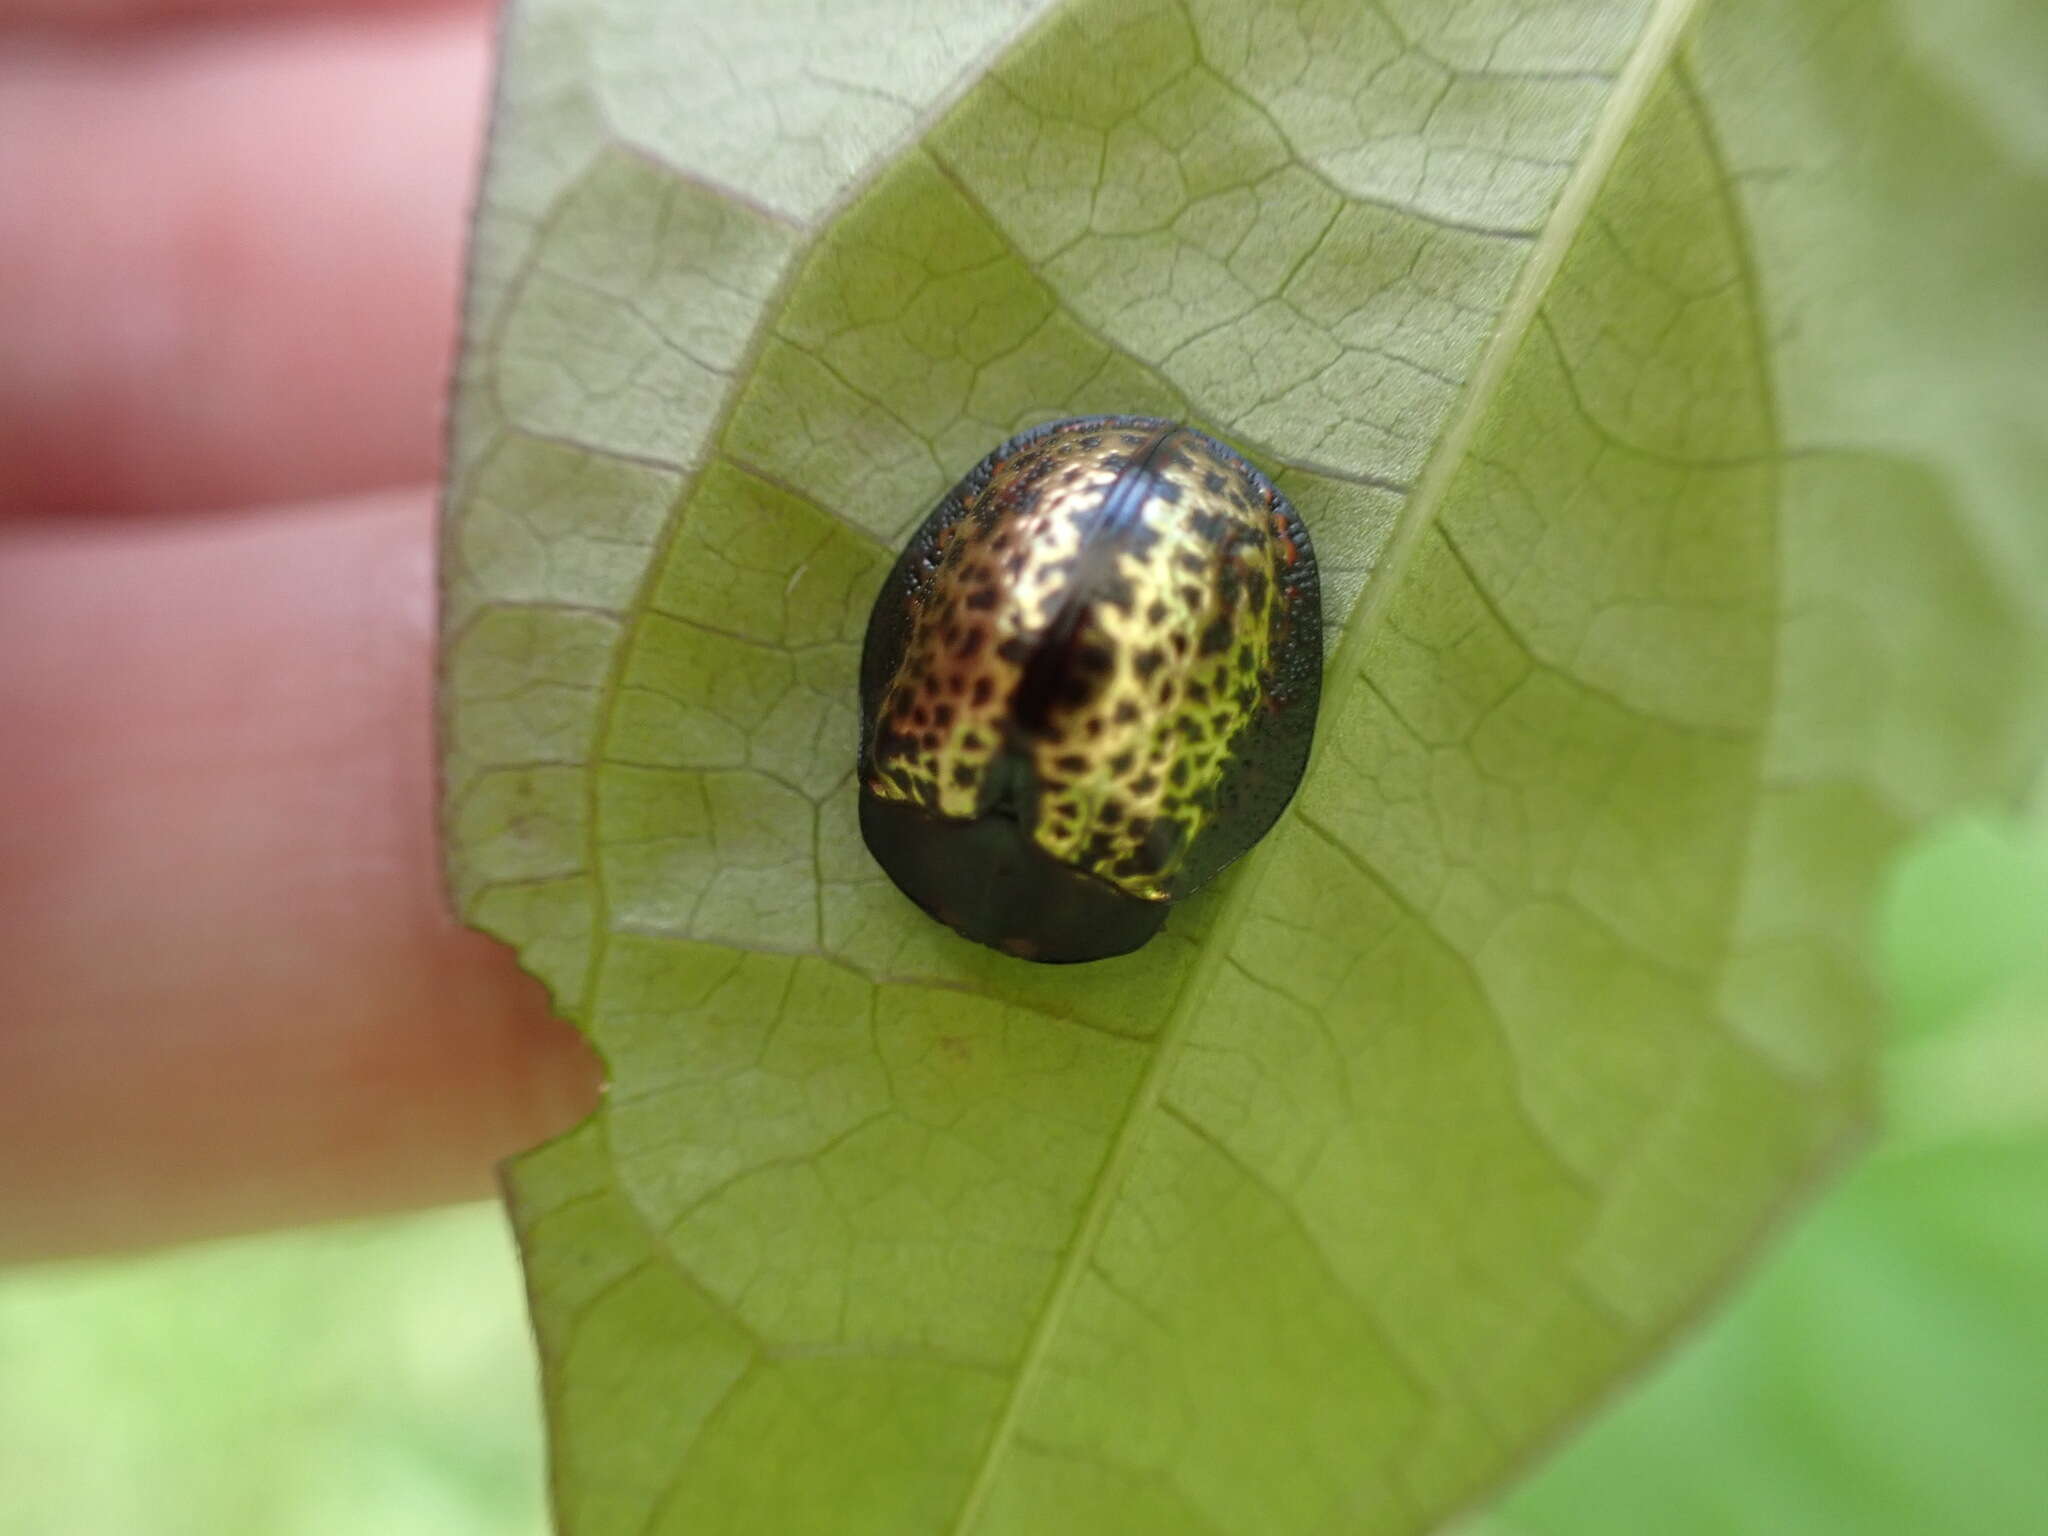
[0,4,492,516]
[0,487,601,1259]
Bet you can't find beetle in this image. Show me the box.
[858,415,1320,962]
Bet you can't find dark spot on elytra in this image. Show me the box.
[933,704,954,727]
[1180,585,1204,607]
[1132,773,1159,795]
[1188,509,1229,545]
[1099,801,1124,825]
[971,678,995,707]
[1133,648,1165,681]
[1177,551,1208,577]
[996,637,1032,665]
[1245,570,1269,611]
[1114,700,1141,725]
[1204,471,1226,494]
[1146,600,1170,626]
[953,763,978,789]
[1108,751,1135,775]
[1200,617,1235,657]
[965,587,998,611]
[1170,759,1191,786]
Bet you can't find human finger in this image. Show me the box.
[0,3,489,516]
[0,486,601,1260]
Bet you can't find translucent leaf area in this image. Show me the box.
[439,0,2048,1531]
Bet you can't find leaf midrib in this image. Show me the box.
[940,0,1706,1529]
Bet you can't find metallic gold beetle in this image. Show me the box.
[859,416,1321,962]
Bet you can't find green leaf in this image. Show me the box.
[439,0,2048,1531]
[1492,811,2048,1536]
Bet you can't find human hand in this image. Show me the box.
[0,0,601,1261]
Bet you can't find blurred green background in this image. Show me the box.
[3,809,2043,1536]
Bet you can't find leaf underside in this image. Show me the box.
[440,0,2048,1531]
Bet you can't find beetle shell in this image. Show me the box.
[858,415,1321,963]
